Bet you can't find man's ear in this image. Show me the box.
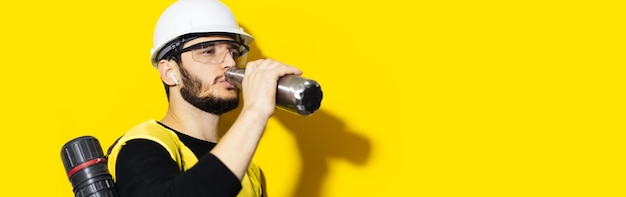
[158,60,179,86]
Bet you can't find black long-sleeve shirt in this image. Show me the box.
[113,122,242,197]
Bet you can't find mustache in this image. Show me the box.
[213,75,226,85]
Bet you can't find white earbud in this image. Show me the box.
[170,72,179,86]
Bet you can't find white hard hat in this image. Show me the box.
[150,0,254,67]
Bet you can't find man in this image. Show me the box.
[106,0,301,196]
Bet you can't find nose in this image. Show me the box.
[220,49,237,68]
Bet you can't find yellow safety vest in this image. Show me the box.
[107,120,262,197]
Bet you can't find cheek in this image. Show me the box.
[195,75,222,96]
[189,61,223,75]
[184,63,227,93]
[187,65,220,83]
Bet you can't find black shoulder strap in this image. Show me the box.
[105,136,122,159]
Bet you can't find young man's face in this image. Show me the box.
[177,35,241,115]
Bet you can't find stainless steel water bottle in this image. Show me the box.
[225,67,323,116]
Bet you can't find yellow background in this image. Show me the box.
[0,0,624,196]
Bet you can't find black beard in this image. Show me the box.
[179,66,239,115]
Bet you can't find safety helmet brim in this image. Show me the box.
[150,25,253,67]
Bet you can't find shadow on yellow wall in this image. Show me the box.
[275,109,371,197]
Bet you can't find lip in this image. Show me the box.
[221,80,235,89]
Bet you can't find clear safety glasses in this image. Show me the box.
[175,40,250,67]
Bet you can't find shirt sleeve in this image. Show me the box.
[115,139,242,197]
